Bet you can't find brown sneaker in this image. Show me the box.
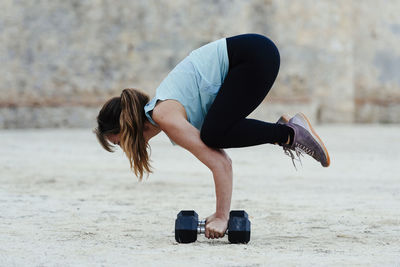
[283,113,331,167]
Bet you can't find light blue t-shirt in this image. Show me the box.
[144,38,229,135]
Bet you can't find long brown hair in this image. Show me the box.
[94,88,151,180]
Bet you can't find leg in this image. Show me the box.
[200,34,293,148]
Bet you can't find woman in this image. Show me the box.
[94,33,330,240]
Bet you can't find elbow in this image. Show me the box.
[210,154,232,175]
[224,158,233,175]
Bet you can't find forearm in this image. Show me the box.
[212,162,233,220]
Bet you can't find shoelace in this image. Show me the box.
[283,143,315,169]
[295,143,315,157]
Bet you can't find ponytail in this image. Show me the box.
[119,88,151,180]
[94,88,151,180]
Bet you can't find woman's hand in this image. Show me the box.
[205,213,229,239]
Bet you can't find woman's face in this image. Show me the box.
[106,121,159,147]
[107,133,121,146]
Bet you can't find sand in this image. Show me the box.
[0,125,399,266]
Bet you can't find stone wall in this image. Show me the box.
[0,0,399,128]
[353,0,400,123]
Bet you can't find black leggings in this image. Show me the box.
[200,33,291,148]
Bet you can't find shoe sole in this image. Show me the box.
[297,113,331,167]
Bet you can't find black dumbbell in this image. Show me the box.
[174,210,251,243]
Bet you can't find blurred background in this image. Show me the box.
[1,0,399,128]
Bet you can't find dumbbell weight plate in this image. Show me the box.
[175,210,199,243]
[228,210,251,244]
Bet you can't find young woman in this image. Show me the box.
[94,33,330,240]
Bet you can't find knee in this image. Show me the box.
[200,125,223,148]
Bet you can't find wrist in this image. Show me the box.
[214,212,229,221]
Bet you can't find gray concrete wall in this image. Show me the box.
[0,0,399,128]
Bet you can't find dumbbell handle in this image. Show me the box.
[197,220,229,234]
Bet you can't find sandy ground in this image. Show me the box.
[0,125,399,266]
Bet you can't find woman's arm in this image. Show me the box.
[152,100,232,238]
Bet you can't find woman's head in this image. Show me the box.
[94,88,151,180]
